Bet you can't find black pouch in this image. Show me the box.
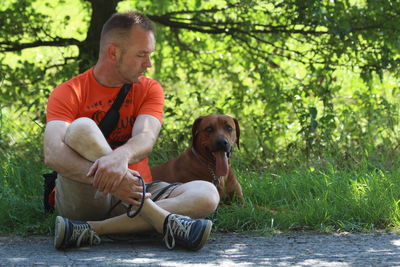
[43,171,57,213]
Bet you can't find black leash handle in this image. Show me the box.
[126,175,146,218]
[105,175,146,219]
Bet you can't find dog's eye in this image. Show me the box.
[225,125,233,132]
[204,126,213,133]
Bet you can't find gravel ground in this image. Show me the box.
[1,232,400,266]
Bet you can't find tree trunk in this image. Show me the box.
[78,0,121,72]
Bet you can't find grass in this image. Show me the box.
[215,160,400,234]
[0,141,56,235]
[0,107,56,235]
[2,110,400,235]
[3,141,400,235]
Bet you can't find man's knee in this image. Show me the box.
[65,118,98,144]
[185,181,220,216]
[64,117,111,161]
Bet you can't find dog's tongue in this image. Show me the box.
[212,151,229,177]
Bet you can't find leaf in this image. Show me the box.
[309,107,317,119]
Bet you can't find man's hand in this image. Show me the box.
[112,170,151,207]
[87,151,131,194]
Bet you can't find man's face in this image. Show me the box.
[116,26,155,84]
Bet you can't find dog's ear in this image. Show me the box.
[191,116,203,147]
[233,117,240,149]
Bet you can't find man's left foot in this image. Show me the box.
[54,216,101,249]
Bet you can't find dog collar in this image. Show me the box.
[207,165,224,184]
[191,147,224,184]
[191,147,214,168]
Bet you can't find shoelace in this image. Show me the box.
[164,215,194,249]
[71,224,101,247]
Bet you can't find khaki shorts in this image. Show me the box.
[55,175,181,221]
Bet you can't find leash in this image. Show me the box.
[126,175,146,218]
[106,175,146,219]
[207,165,224,185]
[103,175,146,242]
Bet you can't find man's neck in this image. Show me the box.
[93,62,123,88]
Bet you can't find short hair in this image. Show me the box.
[99,11,154,51]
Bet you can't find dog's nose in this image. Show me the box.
[215,136,229,151]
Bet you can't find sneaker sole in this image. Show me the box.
[54,216,66,249]
[193,220,213,251]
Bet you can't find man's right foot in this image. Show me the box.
[54,216,101,249]
[163,214,212,251]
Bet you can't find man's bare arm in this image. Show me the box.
[89,114,161,193]
[118,114,162,164]
[43,120,93,184]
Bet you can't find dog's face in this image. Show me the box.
[191,114,240,177]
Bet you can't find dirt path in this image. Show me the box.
[1,232,400,266]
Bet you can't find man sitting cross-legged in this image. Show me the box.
[43,11,220,251]
[47,117,219,251]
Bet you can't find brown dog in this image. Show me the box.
[151,114,243,201]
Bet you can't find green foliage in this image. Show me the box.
[1,0,400,163]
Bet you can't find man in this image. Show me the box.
[43,11,220,251]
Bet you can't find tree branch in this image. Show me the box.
[148,15,227,34]
[44,56,78,72]
[159,2,240,16]
[0,38,81,52]
[149,14,333,36]
[149,12,399,37]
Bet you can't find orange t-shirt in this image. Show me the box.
[46,67,164,182]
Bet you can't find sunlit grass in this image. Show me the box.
[215,163,400,233]
[2,109,400,235]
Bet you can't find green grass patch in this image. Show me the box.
[0,142,56,235]
[0,108,55,235]
[215,163,400,233]
[2,109,400,235]
[3,139,400,235]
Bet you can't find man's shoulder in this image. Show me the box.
[58,69,92,89]
[137,76,162,87]
[50,69,92,101]
[136,76,163,95]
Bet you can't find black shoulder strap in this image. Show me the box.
[98,83,131,139]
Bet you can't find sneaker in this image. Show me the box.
[163,214,212,251]
[54,216,101,249]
